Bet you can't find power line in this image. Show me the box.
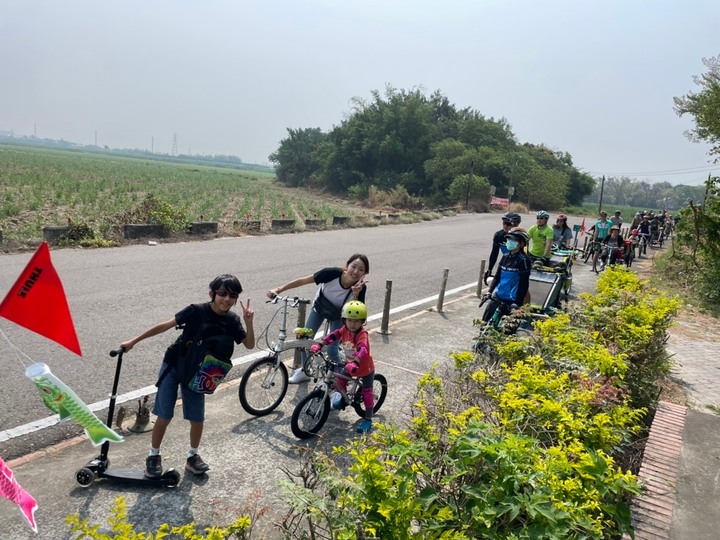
[588,164,715,176]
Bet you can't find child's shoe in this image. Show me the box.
[145,455,162,478]
[330,391,343,410]
[186,454,210,475]
[356,419,373,433]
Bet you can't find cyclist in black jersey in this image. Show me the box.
[485,212,521,282]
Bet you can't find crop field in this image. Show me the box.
[0,144,364,248]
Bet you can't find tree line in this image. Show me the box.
[270,86,595,209]
[584,176,707,212]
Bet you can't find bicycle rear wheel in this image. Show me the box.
[352,374,388,418]
[238,356,288,416]
[626,248,635,268]
[291,389,330,439]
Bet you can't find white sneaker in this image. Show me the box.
[288,368,310,384]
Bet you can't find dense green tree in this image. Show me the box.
[269,127,328,187]
[674,55,720,159]
[271,86,592,209]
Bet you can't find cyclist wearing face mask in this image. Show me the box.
[481,228,532,322]
[484,212,522,282]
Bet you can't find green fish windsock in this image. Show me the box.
[25,363,123,447]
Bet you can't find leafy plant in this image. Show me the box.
[65,496,253,539]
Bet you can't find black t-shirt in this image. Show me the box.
[174,302,246,352]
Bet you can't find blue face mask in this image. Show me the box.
[505,239,519,251]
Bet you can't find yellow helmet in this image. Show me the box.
[342,300,367,320]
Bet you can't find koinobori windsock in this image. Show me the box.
[25,362,123,446]
[0,456,38,533]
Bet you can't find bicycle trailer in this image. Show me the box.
[528,267,566,313]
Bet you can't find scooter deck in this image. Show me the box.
[102,467,180,485]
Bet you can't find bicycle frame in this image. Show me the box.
[314,360,359,408]
[261,295,329,369]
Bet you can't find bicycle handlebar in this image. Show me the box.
[266,294,312,307]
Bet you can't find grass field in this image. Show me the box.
[0,144,380,249]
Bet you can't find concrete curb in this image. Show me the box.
[625,401,687,539]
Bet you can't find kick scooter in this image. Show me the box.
[75,347,180,487]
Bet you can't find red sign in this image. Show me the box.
[490,196,509,207]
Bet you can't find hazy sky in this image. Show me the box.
[2,1,718,185]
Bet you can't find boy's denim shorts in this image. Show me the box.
[153,363,205,422]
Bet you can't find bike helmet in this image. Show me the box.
[556,214,568,222]
[506,229,530,244]
[630,229,638,236]
[502,211,522,226]
[342,300,367,320]
[610,225,621,231]
[536,210,550,219]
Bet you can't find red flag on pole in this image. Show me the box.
[580,218,586,236]
[0,242,82,356]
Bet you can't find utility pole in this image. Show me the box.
[508,157,518,203]
[598,175,605,214]
[466,159,474,210]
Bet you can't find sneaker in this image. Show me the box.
[186,454,210,475]
[145,455,162,478]
[288,368,311,384]
[356,419,373,433]
[330,391,343,410]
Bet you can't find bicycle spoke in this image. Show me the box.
[238,356,288,416]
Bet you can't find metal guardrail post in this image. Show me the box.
[436,268,449,312]
[379,280,392,335]
[293,302,307,368]
[477,259,486,297]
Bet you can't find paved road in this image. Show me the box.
[0,213,504,456]
[0,211,600,459]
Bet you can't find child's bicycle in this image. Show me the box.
[238,295,327,416]
[290,354,388,439]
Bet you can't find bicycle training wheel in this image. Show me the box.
[291,389,330,439]
[238,355,288,416]
[352,374,388,418]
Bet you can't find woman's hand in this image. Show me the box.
[352,276,368,297]
[266,288,279,299]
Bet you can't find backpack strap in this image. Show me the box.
[155,303,208,388]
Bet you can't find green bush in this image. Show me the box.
[273,265,675,539]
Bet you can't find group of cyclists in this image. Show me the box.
[481,210,573,323]
[480,208,674,322]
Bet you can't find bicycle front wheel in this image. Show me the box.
[291,389,330,439]
[352,374,388,418]
[238,355,288,416]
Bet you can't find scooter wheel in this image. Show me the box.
[162,469,181,487]
[75,467,96,488]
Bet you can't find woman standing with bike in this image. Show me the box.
[267,253,369,383]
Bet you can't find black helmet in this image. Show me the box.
[503,212,522,226]
[506,228,529,244]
